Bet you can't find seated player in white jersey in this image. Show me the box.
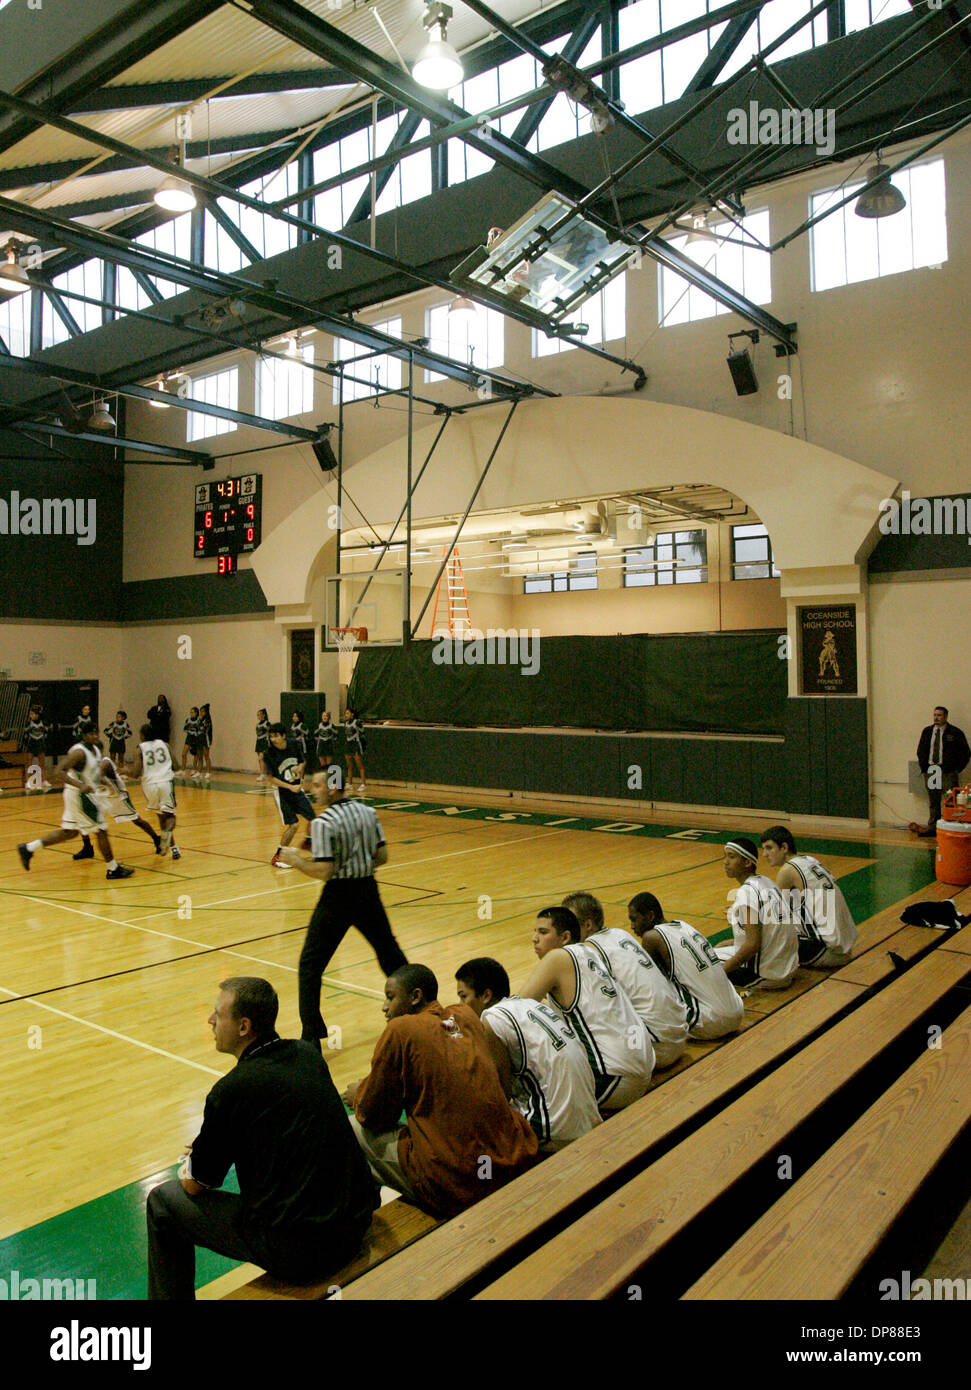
[16,726,134,879]
[718,837,799,989]
[759,825,858,968]
[518,907,654,1112]
[129,724,180,858]
[72,742,162,861]
[455,956,602,1153]
[561,891,688,1068]
[628,892,745,1040]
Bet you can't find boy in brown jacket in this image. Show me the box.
[343,963,538,1216]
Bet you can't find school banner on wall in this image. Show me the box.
[799,605,857,695]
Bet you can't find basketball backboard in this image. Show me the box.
[324,568,407,650]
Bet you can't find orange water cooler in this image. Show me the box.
[936,813,971,885]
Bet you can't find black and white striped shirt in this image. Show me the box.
[310,798,385,879]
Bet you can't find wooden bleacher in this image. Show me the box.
[684,958,971,1300]
[223,1198,440,1301]
[472,941,971,1300]
[0,740,29,792]
[226,879,970,1302]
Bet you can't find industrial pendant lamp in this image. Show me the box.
[0,240,30,297]
[413,3,463,90]
[154,144,197,214]
[854,155,906,219]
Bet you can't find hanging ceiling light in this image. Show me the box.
[0,239,30,297]
[154,144,197,214]
[88,397,116,432]
[447,295,478,328]
[413,3,464,90]
[854,156,906,219]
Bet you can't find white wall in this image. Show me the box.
[869,577,971,826]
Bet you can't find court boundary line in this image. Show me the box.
[0,982,223,1077]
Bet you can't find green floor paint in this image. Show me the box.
[5,792,940,1299]
[0,1166,240,1301]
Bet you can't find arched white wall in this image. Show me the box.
[254,397,899,607]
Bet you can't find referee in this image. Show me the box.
[277,768,407,1048]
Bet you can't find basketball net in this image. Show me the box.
[331,627,367,684]
[332,626,364,656]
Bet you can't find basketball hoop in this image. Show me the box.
[331,625,368,655]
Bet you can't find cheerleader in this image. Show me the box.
[255,708,271,781]
[314,710,337,773]
[104,710,133,763]
[343,708,366,792]
[199,703,213,780]
[289,710,309,770]
[22,706,52,788]
[72,704,97,741]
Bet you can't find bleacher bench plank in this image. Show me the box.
[473,950,971,1301]
[222,1199,439,1301]
[342,977,864,1301]
[683,1000,971,1300]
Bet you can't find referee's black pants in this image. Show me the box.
[298,876,407,1041]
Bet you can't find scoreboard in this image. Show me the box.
[194,474,262,568]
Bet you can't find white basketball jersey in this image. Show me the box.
[481,997,601,1148]
[583,927,688,1065]
[786,855,858,957]
[140,739,173,783]
[729,875,799,982]
[552,944,654,1099]
[68,742,101,791]
[653,920,745,1039]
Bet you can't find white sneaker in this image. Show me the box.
[42,781,52,789]
[203,773,210,780]
[191,771,201,780]
[358,783,367,792]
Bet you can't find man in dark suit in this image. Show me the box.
[916,706,970,836]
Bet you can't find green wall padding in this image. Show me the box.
[348,631,786,736]
[361,696,868,819]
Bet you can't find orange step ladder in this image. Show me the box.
[429,547,472,637]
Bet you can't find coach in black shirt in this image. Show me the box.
[146,976,378,1300]
[278,767,407,1047]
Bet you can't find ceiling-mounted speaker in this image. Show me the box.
[727,348,759,396]
[313,434,338,475]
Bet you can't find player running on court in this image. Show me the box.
[563,891,689,1068]
[629,892,744,1040]
[759,826,858,967]
[518,906,654,1111]
[73,743,161,860]
[17,726,134,879]
[260,723,315,868]
[129,724,180,858]
[456,956,601,1152]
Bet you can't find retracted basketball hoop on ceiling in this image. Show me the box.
[450,191,637,329]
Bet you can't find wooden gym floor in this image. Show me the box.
[0,773,938,1298]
